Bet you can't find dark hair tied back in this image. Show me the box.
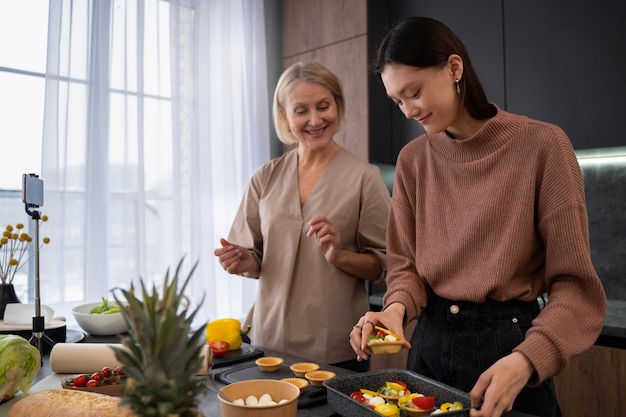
[375,16,496,120]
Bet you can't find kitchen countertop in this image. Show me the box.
[1,330,537,417]
[595,299,626,349]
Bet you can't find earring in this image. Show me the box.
[455,79,461,95]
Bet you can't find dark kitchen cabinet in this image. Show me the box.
[368,0,626,165]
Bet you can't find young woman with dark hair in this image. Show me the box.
[350,16,606,417]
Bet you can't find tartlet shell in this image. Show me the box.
[305,370,336,387]
[280,377,310,391]
[254,356,284,372]
[289,362,320,377]
[403,406,436,417]
[367,339,404,355]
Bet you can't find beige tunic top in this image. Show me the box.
[228,148,390,364]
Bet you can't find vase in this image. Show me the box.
[0,283,22,321]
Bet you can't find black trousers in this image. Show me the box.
[407,294,562,417]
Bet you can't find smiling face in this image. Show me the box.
[282,81,338,152]
[381,61,463,136]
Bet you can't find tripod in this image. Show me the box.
[25,203,56,359]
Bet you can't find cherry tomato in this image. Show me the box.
[90,372,104,382]
[375,330,386,338]
[101,367,113,378]
[114,365,125,376]
[71,374,88,387]
[86,379,99,387]
[412,396,436,410]
[208,341,230,357]
[349,391,367,403]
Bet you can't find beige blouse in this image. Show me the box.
[228,148,390,364]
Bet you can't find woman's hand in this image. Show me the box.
[349,303,410,361]
[307,216,341,264]
[214,238,260,276]
[469,352,534,417]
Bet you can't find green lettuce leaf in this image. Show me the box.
[0,334,41,400]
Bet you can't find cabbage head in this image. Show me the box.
[0,334,41,401]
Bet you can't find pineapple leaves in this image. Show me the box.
[110,257,207,417]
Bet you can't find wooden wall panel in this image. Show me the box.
[283,36,369,162]
[282,0,367,58]
[554,345,626,417]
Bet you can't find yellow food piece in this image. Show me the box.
[205,318,250,350]
[397,392,420,405]
[386,381,405,392]
[374,403,400,416]
[374,325,400,339]
[440,402,452,411]
[450,401,464,410]
[360,388,378,397]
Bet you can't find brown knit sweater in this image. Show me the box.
[383,108,607,386]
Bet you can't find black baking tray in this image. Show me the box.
[215,361,344,408]
[324,368,470,417]
[212,343,264,368]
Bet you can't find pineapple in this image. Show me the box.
[112,258,207,417]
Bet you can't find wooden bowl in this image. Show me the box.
[304,370,336,387]
[255,356,284,372]
[367,339,404,355]
[289,362,319,378]
[280,377,309,391]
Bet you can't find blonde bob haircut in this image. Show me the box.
[273,61,346,145]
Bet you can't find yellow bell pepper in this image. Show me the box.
[397,392,420,405]
[360,388,379,397]
[374,403,400,416]
[439,402,452,411]
[205,318,251,351]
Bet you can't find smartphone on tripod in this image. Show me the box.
[22,173,44,208]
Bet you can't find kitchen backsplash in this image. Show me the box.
[579,148,626,301]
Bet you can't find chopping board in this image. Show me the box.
[213,343,264,368]
[215,362,329,408]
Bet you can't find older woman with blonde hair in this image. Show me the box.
[215,61,390,371]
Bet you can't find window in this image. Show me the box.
[0,1,49,300]
[1,0,270,324]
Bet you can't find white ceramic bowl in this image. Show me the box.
[72,302,129,336]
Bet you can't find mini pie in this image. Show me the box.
[289,362,320,377]
[254,356,284,372]
[280,377,309,391]
[402,405,437,417]
[367,339,404,355]
[304,370,336,387]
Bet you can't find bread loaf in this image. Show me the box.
[8,389,134,417]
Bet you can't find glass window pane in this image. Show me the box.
[0,1,49,73]
[0,72,45,190]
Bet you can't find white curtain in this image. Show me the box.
[40,0,269,325]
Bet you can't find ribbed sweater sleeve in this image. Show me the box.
[382,108,607,386]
